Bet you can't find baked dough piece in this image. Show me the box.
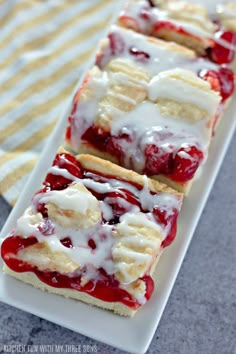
[216,3,236,33]
[1,150,182,316]
[66,64,220,194]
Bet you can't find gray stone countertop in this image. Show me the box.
[0,135,235,354]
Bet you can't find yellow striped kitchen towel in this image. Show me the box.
[0,0,115,205]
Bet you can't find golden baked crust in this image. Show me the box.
[67,144,189,194]
[76,153,182,198]
[3,265,137,316]
[216,3,236,32]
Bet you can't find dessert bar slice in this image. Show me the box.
[1,149,183,316]
[96,25,235,130]
[118,0,236,64]
[65,65,220,194]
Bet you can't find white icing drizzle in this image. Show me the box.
[101,25,195,75]
[71,69,109,149]
[108,90,137,105]
[110,100,210,173]
[100,25,219,78]
[40,185,98,215]
[99,200,114,221]
[118,211,162,235]
[148,68,219,115]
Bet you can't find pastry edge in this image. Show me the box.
[3,265,136,316]
[64,142,189,195]
[3,250,162,317]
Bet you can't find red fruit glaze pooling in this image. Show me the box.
[81,125,204,183]
[140,9,152,21]
[144,144,174,176]
[60,237,73,249]
[171,146,204,182]
[199,67,235,102]
[88,239,96,250]
[104,189,141,217]
[153,208,178,248]
[45,153,82,190]
[129,47,150,62]
[210,30,236,64]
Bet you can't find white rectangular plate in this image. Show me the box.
[1,5,236,353]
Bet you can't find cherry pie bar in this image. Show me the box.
[118,0,236,64]
[1,149,183,316]
[96,25,235,129]
[65,58,221,193]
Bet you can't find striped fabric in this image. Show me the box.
[0,0,116,205]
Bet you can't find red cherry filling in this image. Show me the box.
[199,67,235,102]
[129,47,150,62]
[65,125,71,141]
[36,202,48,218]
[140,9,152,21]
[209,30,236,64]
[144,144,174,176]
[82,125,204,183]
[88,239,96,250]
[104,189,141,218]
[171,145,204,182]
[199,69,221,93]
[153,207,178,248]
[82,126,110,151]
[144,141,204,183]
[108,32,125,56]
[45,153,82,190]
[106,136,125,163]
[60,237,73,249]
[82,126,126,165]
[141,275,154,300]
